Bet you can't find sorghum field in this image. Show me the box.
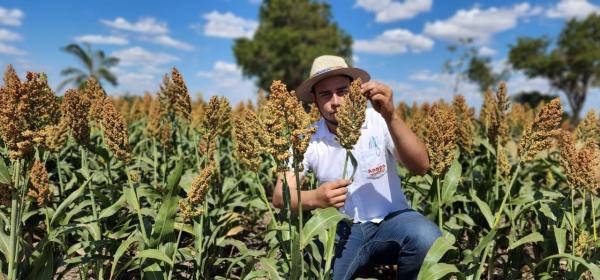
[0,63,599,280]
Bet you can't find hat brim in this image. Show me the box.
[295,67,370,103]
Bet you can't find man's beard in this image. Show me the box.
[324,116,338,126]
[315,103,338,126]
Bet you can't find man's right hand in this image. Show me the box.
[315,179,351,208]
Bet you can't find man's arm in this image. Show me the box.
[361,81,430,175]
[272,171,350,212]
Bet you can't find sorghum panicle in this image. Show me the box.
[560,130,600,194]
[452,95,475,156]
[0,66,60,159]
[518,98,563,162]
[159,68,191,124]
[199,96,231,158]
[180,161,215,219]
[234,108,264,172]
[336,79,367,150]
[28,160,52,207]
[262,80,315,172]
[146,96,163,138]
[424,104,458,176]
[61,89,91,146]
[85,77,106,125]
[575,109,598,146]
[101,98,131,163]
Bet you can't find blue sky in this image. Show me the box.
[1,0,599,115]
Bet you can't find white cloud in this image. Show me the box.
[408,69,481,99]
[141,34,194,51]
[0,7,24,26]
[0,28,22,41]
[478,46,497,56]
[424,3,538,44]
[506,73,552,94]
[354,28,434,55]
[202,11,258,39]
[100,17,168,34]
[74,34,129,45]
[0,42,26,56]
[112,46,178,73]
[355,0,432,22]
[115,71,157,94]
[546,0,600,19]
[386,75,482,107]
[197,60,256,105]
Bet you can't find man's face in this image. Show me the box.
[312,75,351,126]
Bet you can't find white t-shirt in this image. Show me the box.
[299,108,411,223]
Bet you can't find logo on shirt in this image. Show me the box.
[368,163,386,177]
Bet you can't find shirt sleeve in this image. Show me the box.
[376,110,401,162]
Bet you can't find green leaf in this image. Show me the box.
[110,234,139,279]
[98,193,126,220]
[50,178,89,226]
[291,230,302,279]
[473,230,497,257]
[301,208,345,249]
[441,160,462,205]
[150,160,184,249]
[124,186,140,213]
[24,242,55,280]
[554,227,567,254]
[537,254,600,279]
[0,221,9,257]
[259,258,283,280]
[417,263,460,280]
[135,249,173,266]
[0,157,10,185]
[478,138,496,156]
[470,190,494,229]
[423,233,456,264]
[452,213,475,227]
[417,233,458,280]
[538,203,557,221]
[509,232,543,250]
[322,221,338,280]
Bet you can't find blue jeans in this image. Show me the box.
[332,209,441,280]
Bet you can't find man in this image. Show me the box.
[272,55,441,280]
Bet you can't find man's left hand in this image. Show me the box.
[361,81,395,121]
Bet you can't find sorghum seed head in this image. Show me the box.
[234,108,264,172]
[518,98,563,162]
[61,89,91,146]
[336,79,367,150]
[101,98,131,163]
[452,94,475,156]
[261,80,315,172]
[28,160,52,207]
[424,104,457,176]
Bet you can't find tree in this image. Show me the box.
[445,38,510,93]
[512,90,558,108]
[233,0,353,91]
[58,43,119,91]
[466,56,510,93]
[508,13,600,123]
[443,38,476,94]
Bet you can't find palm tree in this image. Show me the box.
[58,43,119,91]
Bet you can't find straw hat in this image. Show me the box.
[296,55,370,102]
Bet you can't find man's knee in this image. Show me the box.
[408,216,441,257]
